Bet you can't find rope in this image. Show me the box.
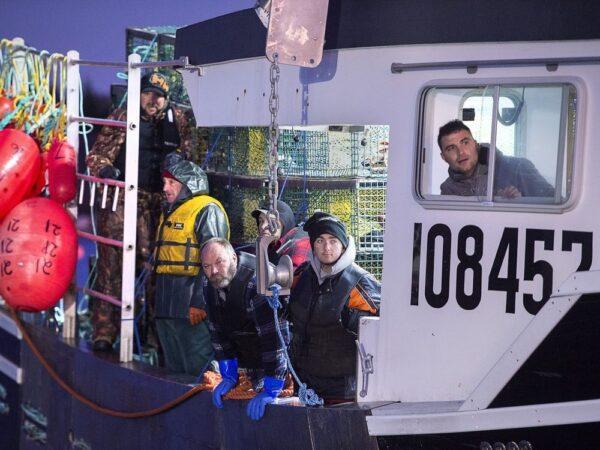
[266,285,324,406]
[116,34,159,109]
[0,42,67,147]
[194,359,212,384]
[131,254,154,356]
[77,69,99,310]
[201,128,223,170]
[8,307,211,418]
[9,306,294,417]
[278,173,289,199]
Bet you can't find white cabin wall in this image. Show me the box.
[183,39,600,403]
[372,41,600,403]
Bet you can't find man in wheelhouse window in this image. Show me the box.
[437,120,555,198]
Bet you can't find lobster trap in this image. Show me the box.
[203,125,389,178]
[283,179,386,279]
[203,124,389,279]
[208,175,387,280]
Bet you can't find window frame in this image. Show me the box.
[413,77,584,214]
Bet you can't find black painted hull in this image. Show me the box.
[3,317,600,449]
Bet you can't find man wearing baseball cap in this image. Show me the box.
[288,212,381,402]
[86,71,195,352]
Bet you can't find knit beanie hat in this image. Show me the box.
[303,212,349,248]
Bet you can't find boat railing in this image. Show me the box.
[66,54,190,362]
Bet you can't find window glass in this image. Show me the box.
[417,83,576,207]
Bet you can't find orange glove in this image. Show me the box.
[189,307,207,325]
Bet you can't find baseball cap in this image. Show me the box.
[141,72,169,97]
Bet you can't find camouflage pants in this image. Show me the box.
[91,190,163,345]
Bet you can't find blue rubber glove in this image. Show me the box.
[247,377,284,421]
[213,359,238,409]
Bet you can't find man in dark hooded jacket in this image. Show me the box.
[153,154,229,375]
[289,212,381,402]
[251,200,311,270]
[438,119,555,198]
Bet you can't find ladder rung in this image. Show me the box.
[77,173,126,188]
[69,115,127,128]
[77,230,124,248]
[131,57,188,69]
[69,59,128,68]
[78,287,122,307]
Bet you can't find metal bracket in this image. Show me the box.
[356,341,374,398]
[182,64,204,76]
[265,0,329,67]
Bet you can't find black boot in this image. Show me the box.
[92,339,113,352]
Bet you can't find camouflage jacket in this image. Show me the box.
[86,105,194,177]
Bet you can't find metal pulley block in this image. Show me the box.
[255,235,293,296]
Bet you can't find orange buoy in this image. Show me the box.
[47,140,77,203]
[0,96,12,121]
[0,129,41,220]
[0,197,77,312]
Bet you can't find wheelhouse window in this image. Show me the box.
[416,83,577,209]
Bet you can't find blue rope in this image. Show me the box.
[132,300,146,355]
[131,254,154,355]
[116,34,159,109]
[266,284,323,407]
[202,128,223,170]
[278,173,289,199]
[234,243,254,252]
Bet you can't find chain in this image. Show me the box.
[267,53,280,234]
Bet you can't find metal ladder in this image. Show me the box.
[65,51,188,362]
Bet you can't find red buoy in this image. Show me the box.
[0,197,77,312]
[48,140,77,203]
[27,151,47,198]
[0,96,12,121]
[0,129,41,220]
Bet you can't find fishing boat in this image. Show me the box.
[1,1,600,448]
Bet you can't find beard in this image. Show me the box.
[209,263,237,289]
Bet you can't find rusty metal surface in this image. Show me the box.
[266,0,329,67]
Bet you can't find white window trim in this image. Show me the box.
[412,76,586,214]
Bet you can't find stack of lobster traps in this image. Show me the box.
[203,125,389,280]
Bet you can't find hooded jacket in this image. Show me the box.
[252,200,310,269]
[289,237,381,395]
[440,146,555,197]
[154,159,229,319]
